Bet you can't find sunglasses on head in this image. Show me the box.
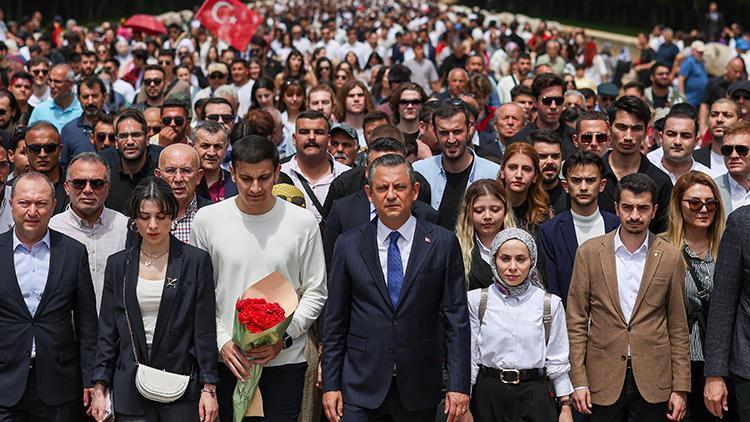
[69,178,107,190]
[721,144,749,156]
[540,96,564,106]
[95,133,116,143]
[143,78,163,86]
[162,116,185,126]
[206,113,234,123]
[682,198,719,213]
[28,143,59,154]
[579,132,608,144]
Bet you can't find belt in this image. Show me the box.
[479,365,545,384]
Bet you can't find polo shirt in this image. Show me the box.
[60,114,95,165]
[28,98,83,132]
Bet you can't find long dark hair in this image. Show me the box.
[125,177,179,223]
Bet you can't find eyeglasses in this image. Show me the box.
[578,132,608,144]
[95,133,116,143]
[206,113,234,123]
[161,166,195,177]
[720,144,750,156]
[540,96,564,106]
[28,143,59,154]
[69,178,107,190]
[158,60,172,66]
[143,78,163,86]
[162,116,185,126]
[399,99,422,106]
[31,69,49,75]
[732,93,750,101]
[335,74,348,80]
[116,131,145,141]
[682,198,719,213]
[275,194,305,207]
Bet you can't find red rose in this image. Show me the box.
[236,298,286,333]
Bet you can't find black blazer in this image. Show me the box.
[538,210,620,306]
[322,190,439,268]
[322,218,470,411]
[92,236,218,415]
[693,145,712,168]
[0,230,98,407]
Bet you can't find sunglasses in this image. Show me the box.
[148,126,161,134]
[95,133,116,143]
[69,178,107,190]
[143,78,163,86]
[206,113,234,123]
[579,132,608,144]
[732,93,750,101]
[31,69,49,75]
[682,198,719,213]
[162,116,185,126]
[399,99,422,106]
[208,72,226,79]
[720,144,750,156]
[540,96,564,106]
[158,60,173,66]
[335,74,348,80]
[28,143,59,154]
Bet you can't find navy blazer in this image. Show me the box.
[322,218,470,411]
[92,236,218,415]
[538,210,620,306]
[322,190,439,268]
[0,230,98,407]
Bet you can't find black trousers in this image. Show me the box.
[590,367,667,422]
[469,372,556,422]
[115,399,200,422]
[343,377,435,422]
[731,374,750,422]
[689,361,722,422]
[0,364,80,422]
[218,362,307,422]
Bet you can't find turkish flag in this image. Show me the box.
[195,0,262,52]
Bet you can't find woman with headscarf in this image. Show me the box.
[467,228,573,422]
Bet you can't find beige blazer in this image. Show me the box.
[566,231,691,405]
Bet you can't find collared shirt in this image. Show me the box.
[207,171,227,203]
[13,230,51,357]
[653,157,712,185]
[60,114,95,165]
[708,149,727,179]
[28,97,83,132]
[281,155,351,222]
[728,175,750,211]
[413,149,501,211]
[467,283,574,396]
[172,196,199,243]
[613,228,649,323]
[105,153,160,213]
[475,234,492,264]
[376,215,416,284]
[49,206,129,312]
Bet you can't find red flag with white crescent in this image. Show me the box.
[195,0,262,52]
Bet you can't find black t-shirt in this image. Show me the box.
[547,182,569,215]
[702,76,730,106]
[437,164,472,229]
[652,94,669,109]
[637,48,657,86]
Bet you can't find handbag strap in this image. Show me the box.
[122,253,141,366]
[682,248,709,299]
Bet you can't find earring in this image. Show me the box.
[171,220,177,232]
[129,220,138,232]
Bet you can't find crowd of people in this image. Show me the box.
[3,1,750,422]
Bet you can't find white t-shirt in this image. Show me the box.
[137,277,165,345]
[233,80,255,118]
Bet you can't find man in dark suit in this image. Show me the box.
[0,171,98,420]
[540,152,619,307]
[323,138,439,267]
[194,120,238,202]
[322,154,470,421]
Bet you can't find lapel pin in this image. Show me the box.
[425,237,431,243]
[166,277,178,288]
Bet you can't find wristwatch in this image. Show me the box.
[282,332,293,350]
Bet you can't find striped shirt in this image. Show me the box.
[684,244,714,361]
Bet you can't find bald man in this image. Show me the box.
[155,143,211,242]
[477,103,526,160]
[28,63,83,131]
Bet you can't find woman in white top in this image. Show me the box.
[91,177,218,422]
[467,228,573,422]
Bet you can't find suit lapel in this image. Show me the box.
[0,232,31,317]
[36,231,64,314]
[630,235,663,318]
[598,233,627,324]
[361,221,392,312]
[124,246,149,363]
[354,191,372,227]
[398,220,434,311]
[559,212,579,262]
[149,237,182,360]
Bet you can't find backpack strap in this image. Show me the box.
[543,292,552,345]
[478,287,489,328]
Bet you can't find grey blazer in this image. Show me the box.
[714,173,733,217]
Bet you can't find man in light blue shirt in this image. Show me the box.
[28,63,82,132]
[413,100,500,229]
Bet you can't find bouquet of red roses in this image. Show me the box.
[231,272,298,422]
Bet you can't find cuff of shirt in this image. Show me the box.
[574,386,589,391]
[552,373,574,397]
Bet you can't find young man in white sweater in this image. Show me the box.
[190,135,327,422]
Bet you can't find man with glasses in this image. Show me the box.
[193,62,228,107]
[135,65,167,112]
[103,109,161,212]
[49,152,128,311]
[60,76,106,165]
[28,64,82,132]
[572,111,610,158]
[193,121,236,203]
[24,121,68,215]
[654,107,711,184]
[27,56,50,108]
[152,99,190,147]
[715,121,750,215]
[88,113,115,153]
[155,143,211,242]
[0,143,11,232]
[727,80,750,122]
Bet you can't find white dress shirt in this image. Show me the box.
[475,234,492,264]
[281,155,351,222]
[708,149,728,178]
[376,215,416,284]
[653,157,712,184]
[468,283,574,396]
[728,175,750,211]
[13,230,51,357]
[613,228,649,323]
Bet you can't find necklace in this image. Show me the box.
[140,249,169,268]
[687,241,709,258]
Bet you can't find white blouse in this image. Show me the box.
[136,277,164,344]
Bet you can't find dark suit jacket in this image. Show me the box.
[693,145,711,168]
[322,218,470,411]
[196,169,238,202]
[538,210,620,306]
[0,230,98,407]
[92,236,218,415]
[323,190,439,268]
[321,166,432,218]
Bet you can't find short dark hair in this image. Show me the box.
[369,137,407,155]
[132,49,149,62]
[231,135,279,168]
[432,100,470,129]
[161,99,189,116]
[562,151,604,178]
[143,64,165,76]
[76,76,106,96]
[295,110,329,132]
[203,96,235,114]
[367,153,415,186]
[578,88,596,100]
[95,112,115,127]
[615,173,657,204]
[125,177,179,221]
[560,106,581,125]
[419,100,440,124]
[363,110,391,127]
[510,84,533,100]
[115,108,147,134]
[575,110,609,133]
[81,50,96,59]
[528,129,561,145]
[531,72,564,99]
[607,96,651,127]
[651,62,670,75]
[664,106,699,136]
[622,81,645,96]
[158,48,175,59]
